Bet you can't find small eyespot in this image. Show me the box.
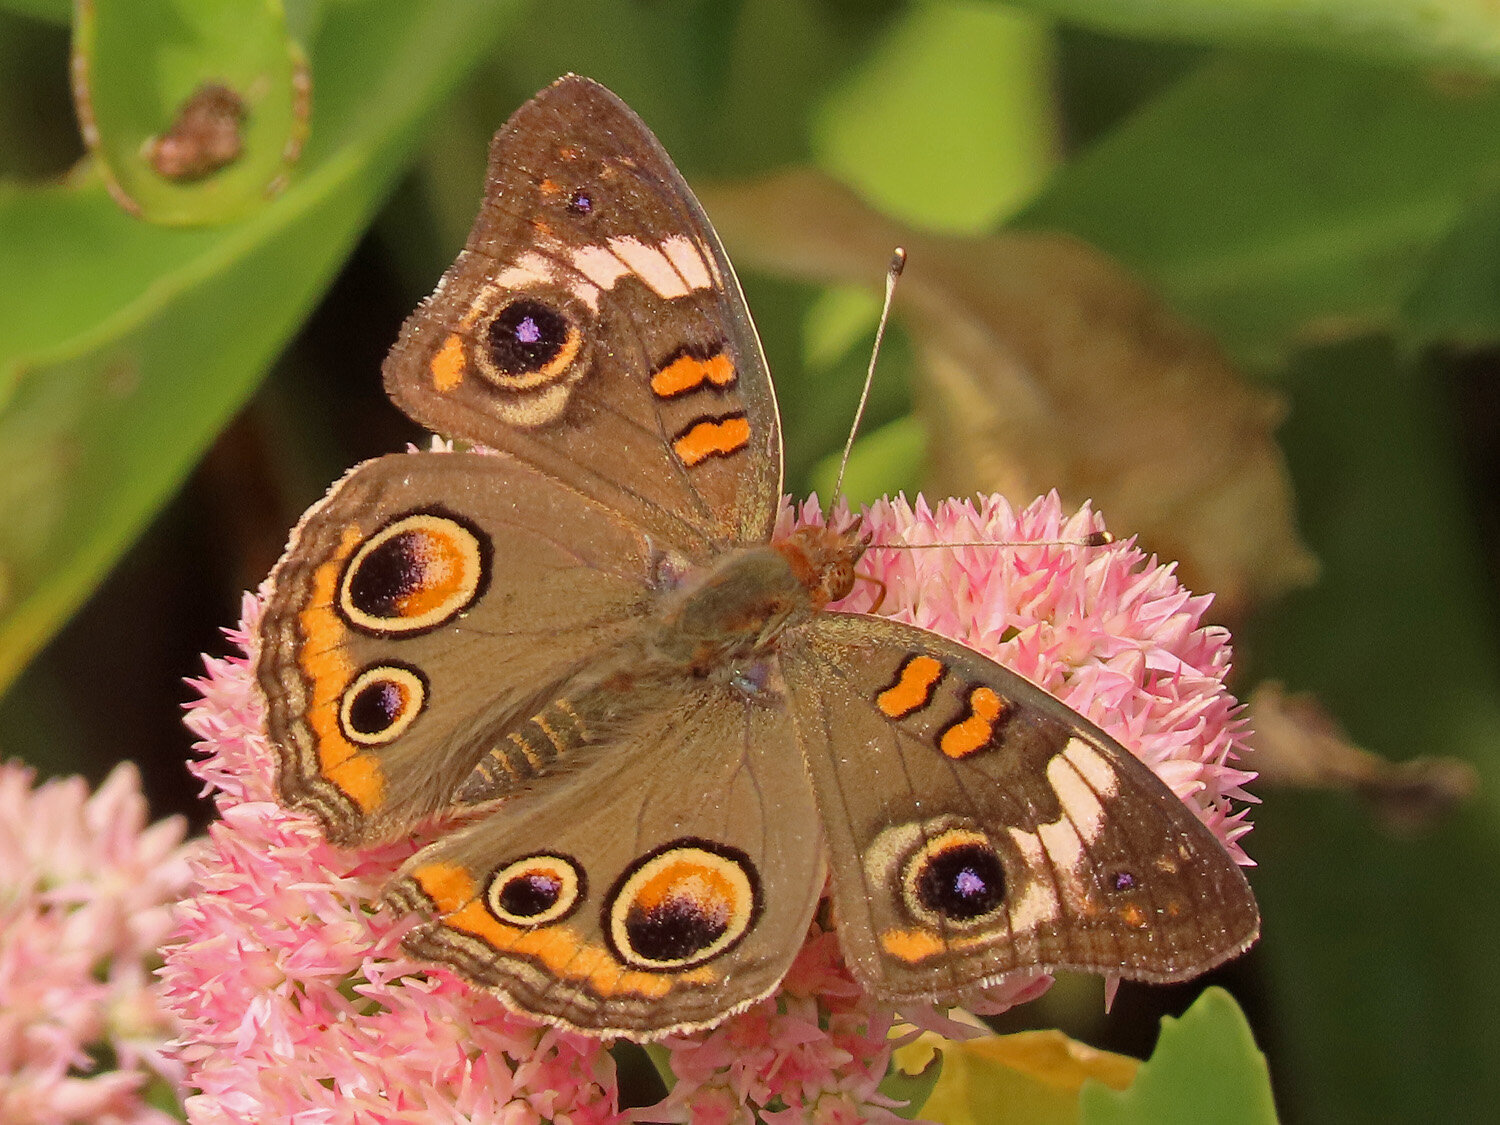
[338,664,427,746]
[567,189,592,215]
[1112,870,1138,892]
[485,854,585,927]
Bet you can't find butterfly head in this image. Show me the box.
[774,520,870,609]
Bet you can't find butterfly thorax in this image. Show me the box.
[645,526,866,679]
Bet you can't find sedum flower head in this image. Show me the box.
[170,490,1254,1124]
[162,596,622,1124]
[0,760,192,1125]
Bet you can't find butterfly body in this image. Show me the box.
[256,75,1258,1039]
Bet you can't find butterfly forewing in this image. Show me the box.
[383,77,781,555]
[783,614,1259,1002]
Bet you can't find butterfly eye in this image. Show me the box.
[606,839,760,971]
[486,854,585,928]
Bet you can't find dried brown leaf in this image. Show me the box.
[701,169,1318,620]
[1248,682,1479,834]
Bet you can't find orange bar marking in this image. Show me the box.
[298,525,388,807]
[939,686,1008,759]
[431,334,466,392]
[881,927,946,963]
[650,351,736,398]
[327,753,383,813]
[876,655,944,719]
[673,415,750,466]
[444,902,679,999]
[414,862,478,912]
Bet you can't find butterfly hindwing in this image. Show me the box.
[783,613,1260,1002]
[382,76,781,555]
[385,676,827,1038]
[256,451,662,844]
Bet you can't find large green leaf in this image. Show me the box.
[1021,54,1500,367]
[811,0,1057,234]
[0,0,522,695]
[73,0,309,224]
[1079,988,1276,1124]
[1007,0,1500,73]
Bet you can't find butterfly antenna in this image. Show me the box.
[832,248,907,507]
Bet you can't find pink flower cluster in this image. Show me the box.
[0,760,192,1125]
[161,596,622,1124]
[146,488,1251,1124]
[788,492,1256,859]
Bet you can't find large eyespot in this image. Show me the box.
[902,827,1007,927]
[486,854,585,928]
[338,664,427,746]
[483,299,581,387]
[338,509,490,636]
[606,839,759,972]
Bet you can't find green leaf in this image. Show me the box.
[811,415,925,506]
[1403,179,1500,344]
[0,0,68,23]
[1252,337,1500,1121]
[812,0,1058,233]
[73,0,310,224]
[880,1039,942,1119]
[0,0,522,695]
[1078,988,1277,1125]
[1006,0,1500,73]
[1021,54,1500,366]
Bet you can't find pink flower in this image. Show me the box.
[162,596,622,1124]
[785,492,1255,859]
[170,489,1254,1124]
[0,760,192,1125]
[647,494,1254,1123]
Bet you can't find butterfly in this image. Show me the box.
[255,75,1259,1040]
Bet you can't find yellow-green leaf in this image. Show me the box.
[72,0,310,224]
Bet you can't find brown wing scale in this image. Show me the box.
[384,678,826,1038]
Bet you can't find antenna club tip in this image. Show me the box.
[1084,530,1115,547]
[889,247,907,276]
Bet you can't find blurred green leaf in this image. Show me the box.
[811,415,925,506]
[1021,54,1500,366]
[73,0,308,224]
[0,0,521,694]
[1079,988,1276,1125]
[812,0,1058,233]
[880,1037,942,1119]
[1008,0,1500,73]
[1403,180,1500,344]
[0,0,67,23]
[1252,337,1500,1120]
